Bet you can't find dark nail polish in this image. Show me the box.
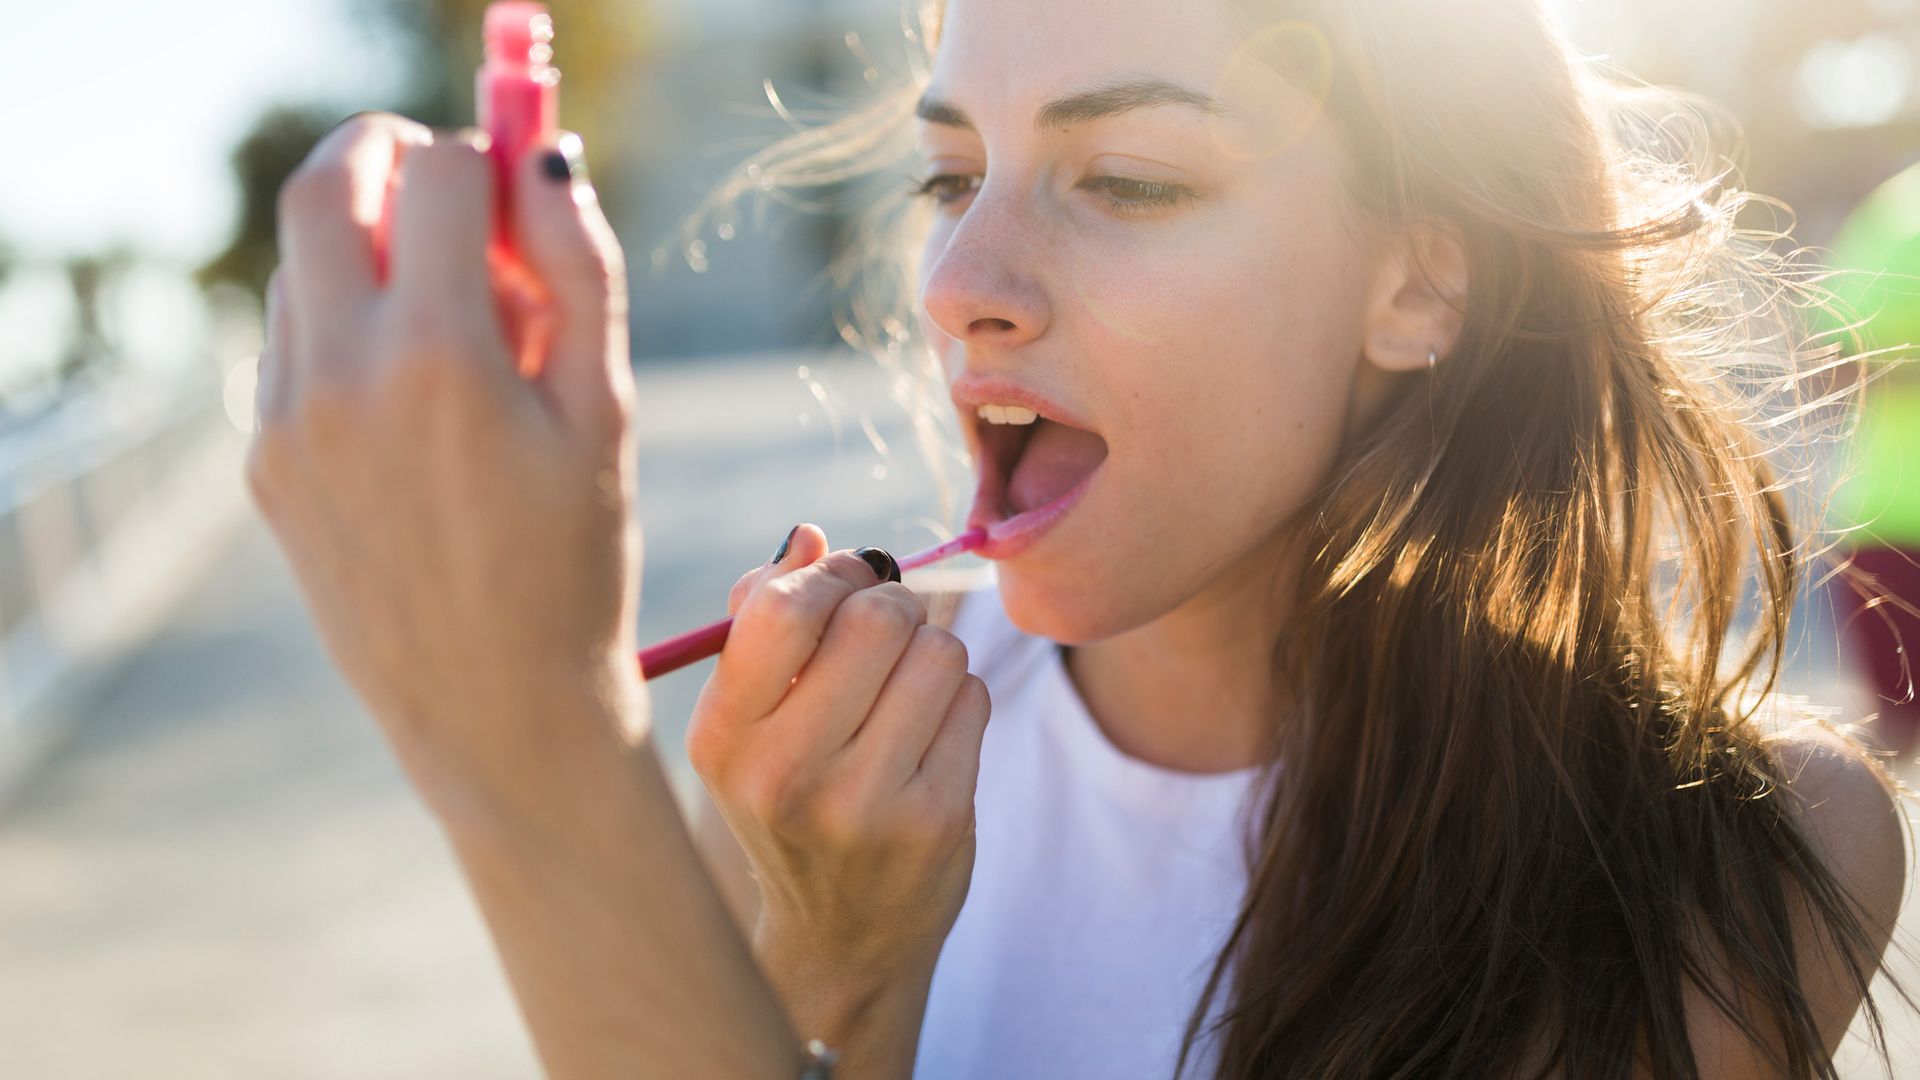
[541,148,574,183]
[854,546,901,584]
[771,525,799,566]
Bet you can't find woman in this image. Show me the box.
[250,0,1912,1076]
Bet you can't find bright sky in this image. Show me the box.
[3,0,402,264]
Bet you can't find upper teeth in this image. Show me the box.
[977,404,1040,426]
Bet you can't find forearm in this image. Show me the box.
[431,682,805,1080]
[755,928,937,1080]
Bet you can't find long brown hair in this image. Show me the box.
[665,1,1915,1075]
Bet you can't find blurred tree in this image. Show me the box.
[199,1,653,309]
[196,106,342,302]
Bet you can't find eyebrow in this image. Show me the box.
[915,76,1234,134]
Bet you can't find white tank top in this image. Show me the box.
[912,579,1269,1080]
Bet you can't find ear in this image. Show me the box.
[1360,220,1469,374]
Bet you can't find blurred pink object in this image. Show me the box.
[477,3,560,260]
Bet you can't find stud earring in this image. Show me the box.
[1428,347,1439,371]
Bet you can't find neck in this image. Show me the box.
[1058,534,1300,775]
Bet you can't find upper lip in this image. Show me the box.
[950,374,1096,433]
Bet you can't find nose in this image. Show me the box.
[916,192,1051,351]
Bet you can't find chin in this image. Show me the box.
[993,560,1147,646]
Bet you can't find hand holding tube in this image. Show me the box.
[687,524,991,1077]
[251,113,637,815]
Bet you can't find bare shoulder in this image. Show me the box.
[1763,724,1909,922]
[1602,725,1912,1079]
[1757,724,1910,1058]
[1506,723,1909,1080]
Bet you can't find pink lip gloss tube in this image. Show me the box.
[476,1,561,376]
[477,2,561,265]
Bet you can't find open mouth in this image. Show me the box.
[968,412,1111,531]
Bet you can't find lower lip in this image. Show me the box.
[976,465,1104,561]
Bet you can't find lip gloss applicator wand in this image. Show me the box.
[635,528,988,681]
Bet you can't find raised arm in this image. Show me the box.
[249,112,810,1079]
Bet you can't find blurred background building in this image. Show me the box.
[0,0,1917,1076]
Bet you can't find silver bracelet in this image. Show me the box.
[798,1038,837,1079]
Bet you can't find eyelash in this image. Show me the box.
[906,172,1199,216]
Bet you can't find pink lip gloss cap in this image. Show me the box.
[484,2,554,67]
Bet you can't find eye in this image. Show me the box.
[905,171,1202,217]
[1078,175,1199,215]
[907,172,980,207]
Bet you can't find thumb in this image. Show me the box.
[726,524,830,616]
[513,130,632,440]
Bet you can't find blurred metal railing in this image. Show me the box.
[0,376,248,799]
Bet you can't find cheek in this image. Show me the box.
[1072,197,1359,365]
[1083,213,1364,479]
[1052,217,1367,633]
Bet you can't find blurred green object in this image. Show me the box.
[197,107,342,302]
[1824,160,1920,548]
[1827,163,1920,363]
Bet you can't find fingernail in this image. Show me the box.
[542,132,587,184]
[853,547,901,584]
[771,525,799,566]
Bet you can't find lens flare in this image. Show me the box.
[1208,21,1336,164]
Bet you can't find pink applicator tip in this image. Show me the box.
[635,527,988,681]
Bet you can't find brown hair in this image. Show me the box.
[666,1,1915,1075]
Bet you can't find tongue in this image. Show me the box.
[1007,420,1109,515]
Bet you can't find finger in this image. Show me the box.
[692,524,827,769]
[909,674,991,796]
[388,128,497,326]
[511,131,631,438]
[727,525,814,616]
[845,624,971,787]
[776,580,926,750]
[255,268,293,427]
[277,112,428,322]
[711,542,891,721]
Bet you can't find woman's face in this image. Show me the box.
[916,0,1395,643]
